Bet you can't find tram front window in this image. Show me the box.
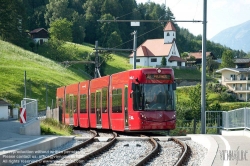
[133,84,175,111]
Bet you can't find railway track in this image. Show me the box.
[144,137,191,166]
[25,130,193,166]
[26,130,98,166]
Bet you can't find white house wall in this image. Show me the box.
[0,106,8,120]
[33,38,48,44]
[219,69,250,101]
[130,57,165,67]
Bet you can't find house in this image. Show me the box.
[0,99,11,120]
[129,22,185,67]
[186,51,216,66]
[216,68,250,101]
[234,58,250,68]
[29,28,49,44]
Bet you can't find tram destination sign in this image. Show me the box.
[146,74,171,80]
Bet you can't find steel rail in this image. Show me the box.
[26,130,97,166]
[170,138,189,166]
[135,137,159,166]
[66,132,117,166]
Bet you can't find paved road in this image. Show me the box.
[0,120,43,151]
[211,135,250,166]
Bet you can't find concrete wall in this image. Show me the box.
[0,106,8,120]
[19,118,41,135]
[0,136,74,166]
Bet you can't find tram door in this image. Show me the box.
[96,91,102,128]
[124,85,129,130]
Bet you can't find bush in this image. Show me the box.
[220,92,236,102]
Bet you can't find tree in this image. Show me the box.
[181,52,189,59]
[44,0,70,26]
[206,56,219,75]
[71,11,85,44]
[29,41,35,51]
[187,84,208,120]
[161,56,166,66]
[220,50,235,68]
[107,31,122,48]
[0,0,27,46]
[49,18,72,42]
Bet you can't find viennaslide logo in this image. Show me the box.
[219,146,248,165]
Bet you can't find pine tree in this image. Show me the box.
[161,56,166,66]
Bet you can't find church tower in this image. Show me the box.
[164,21,176,44]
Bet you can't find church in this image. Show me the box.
[129,22,185,67]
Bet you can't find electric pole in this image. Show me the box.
[201,0,207,134]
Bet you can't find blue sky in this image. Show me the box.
[136,0,250,39]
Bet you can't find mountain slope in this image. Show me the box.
[211,20,250,53]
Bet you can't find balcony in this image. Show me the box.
[224,77,250,83]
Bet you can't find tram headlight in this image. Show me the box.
[140,113,147,120]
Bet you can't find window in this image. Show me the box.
[136,59,140,62]
[112,89,122,113]
[166,32,170,36]
[230,74,236,80]
[151,58,157,62]
[90,93,95,113]
[102,87,108,113]
[80,94,87,113]
[66,94,70,114]
[57,98,63,109]
[72,95,77,113]
[96,91,101,114]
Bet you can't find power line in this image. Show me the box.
[97,19,202,23]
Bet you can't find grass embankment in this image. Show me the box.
[40,118,73,135]
[0,40,87,110]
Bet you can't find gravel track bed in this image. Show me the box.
[145,141,182,166]
[73,130,94,137]
[97,132,115,137]
[183,140,208,166]
[83,140,152,166]
[47,141,108,165]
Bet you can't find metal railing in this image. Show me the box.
[21,98,38,122]
[223,107,250,130]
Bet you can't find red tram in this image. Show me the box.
[56,68,176,132]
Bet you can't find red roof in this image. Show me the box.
[129,39,172,57]
[164,22,176,31]
[168,56,186,62]
[187,51,213,59]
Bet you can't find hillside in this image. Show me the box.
[0,40,204,111]
[0,40,87,110]
[211,20,250,53]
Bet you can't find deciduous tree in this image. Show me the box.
[49,18,72,42]
[220,50,235,68]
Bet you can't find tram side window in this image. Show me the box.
[102,87,108,113]
[73,95,77,113]
[80,94,87,113]
[112,89,122,113]
[66,94,70,114]
[96,91,101,114]
[133,84,142,110]
[90,93,95,113]
[57,98,63,109]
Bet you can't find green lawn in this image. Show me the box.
[0,40,86,110]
